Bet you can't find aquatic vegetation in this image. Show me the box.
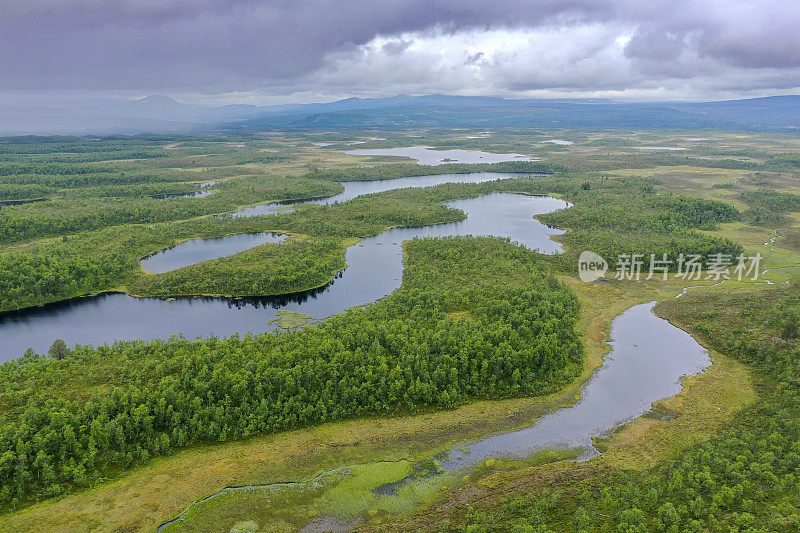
[269,310,312,329]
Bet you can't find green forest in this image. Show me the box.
[8,0,800,527]
[0,237,582,507]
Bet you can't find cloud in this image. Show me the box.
[381,40,415,56]
[312,24,635,94]
[0,0,608,90]
[0,0,798,102]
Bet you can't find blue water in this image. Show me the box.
[0,175,564,360]
[141,232,287,274]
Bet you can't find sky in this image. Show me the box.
[2,0,800,105]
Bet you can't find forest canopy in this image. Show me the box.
[0,236,583,508]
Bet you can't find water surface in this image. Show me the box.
[344,146,534,165]
[155,181,219,199]
[158,300,712,531]
[439,301,711,469]
[230,171,543,218]
[0,192,565,360]
[187,190,215,198]
[141,232,288,274]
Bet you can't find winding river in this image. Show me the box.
[230,170,545,217]
[439,301,710,469]
[141,232,288,274]
[0,163,715,531]
[0,172,558,361]
[159,300,711,532]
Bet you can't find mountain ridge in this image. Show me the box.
[1,93,798,135]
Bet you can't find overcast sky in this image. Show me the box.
[2,0,799,105]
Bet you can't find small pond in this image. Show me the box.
[140,232,288,274]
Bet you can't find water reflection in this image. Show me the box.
[0,192,565,361]
[141,232,287,273]
[229,171,545,218]
[439,301,710,470]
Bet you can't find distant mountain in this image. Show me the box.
[672,95,800,129]
[235,95,797,132]
[1,93,798,135]
[134,95,182,106]
[0,95,268,135]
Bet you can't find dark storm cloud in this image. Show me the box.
[0,0,612,90]
[381,40,415,56]
[0,0,798,98]
[622,1,800,71]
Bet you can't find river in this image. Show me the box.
[0,172,561,361]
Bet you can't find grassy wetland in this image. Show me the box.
[2,130,800,532]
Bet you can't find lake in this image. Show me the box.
[0,189,565,361]
[344,146,535,165]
